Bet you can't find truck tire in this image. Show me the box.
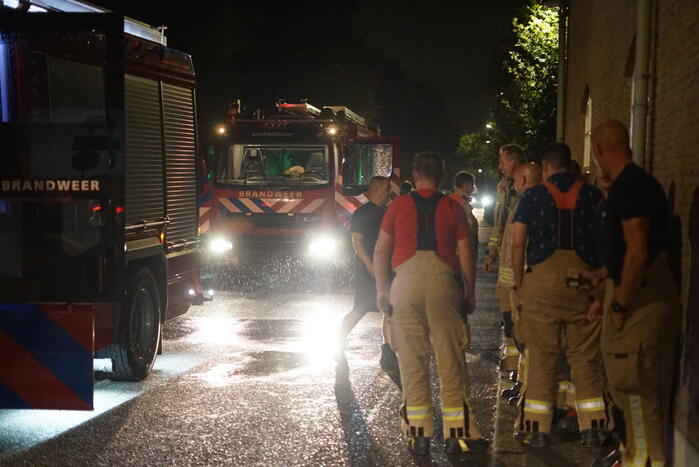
[105,267,162,381]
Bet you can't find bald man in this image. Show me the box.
[499,163,543,398]
[586,120,680,467]
[337,176,398,376]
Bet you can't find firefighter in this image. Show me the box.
[586,120,680,467]
[374,152,480,455]
[511,143,609,448]
[484,144,526,379]
[501,162,543,403]
[450,171,479,261]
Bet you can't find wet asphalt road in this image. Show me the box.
[1,252,501,467]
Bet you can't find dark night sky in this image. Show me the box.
[95,0,527,160]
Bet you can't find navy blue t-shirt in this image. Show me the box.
[512,173,603,267]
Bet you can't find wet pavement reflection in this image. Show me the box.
[3,250,500,466]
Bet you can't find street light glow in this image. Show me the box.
[485,123,493,129]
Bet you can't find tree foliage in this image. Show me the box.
[456,3,559,179]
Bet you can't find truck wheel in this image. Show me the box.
[105,267,162,381]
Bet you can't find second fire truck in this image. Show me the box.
[200,102,400,262]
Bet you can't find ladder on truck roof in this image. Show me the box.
[3,0,168,45]
[323,106,366,127]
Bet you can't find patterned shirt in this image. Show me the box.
[512,172,603,267]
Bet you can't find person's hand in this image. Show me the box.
[483,256,495,274]
[366,263,375,278]
[459,295,475,318]
[509,287,522,313]
[377,290,391,316]
[609,309,626,331]
[578,269,605,293]
[586,300,603,322]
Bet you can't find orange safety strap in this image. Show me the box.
[542,180,583,250]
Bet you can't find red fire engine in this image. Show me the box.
[200,101,400,262]
[1,1,200,409]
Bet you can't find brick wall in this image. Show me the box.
[565,0,699,455]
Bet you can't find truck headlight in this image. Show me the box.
[308,235,338,260]
[209,237,233,254]
[480,194,494,208]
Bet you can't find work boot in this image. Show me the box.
[379,343,398,371]
[508,370,518,382]
[444,437,469,454]
[581,428,607,448]
[408,436,431,456]
[522,432,549,448]
[508,396,520,407]
[501,382,521,399]
[590,448,622,467]
[379,344,402,389]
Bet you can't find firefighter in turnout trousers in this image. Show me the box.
[374,152,480,456]
[586,120,680,467]
[484,144,526,378]
[511,143,609,448]
[502,163,543,403]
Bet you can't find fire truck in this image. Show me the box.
[0,2,200,409]
[200,102,400,263]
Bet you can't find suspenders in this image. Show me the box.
[409,191,443,251]
[542,180,583,251]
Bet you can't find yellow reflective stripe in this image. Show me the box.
[557,381,575,394]
[651,462,664,467]
[407,405,433,420]
[506,345,520,357]
[628,395,649,467]
[497,267,515,286]
[442,406,465,422]
[523,399,553,414]
[458,438,470,452]
[576,397,605,412]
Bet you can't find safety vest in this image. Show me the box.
[542,180,584,250]
[409,191,443,251]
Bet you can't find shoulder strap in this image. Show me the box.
[410,192,443,251]
[543,180,584,210]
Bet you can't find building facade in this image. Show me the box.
[562,0,699,463]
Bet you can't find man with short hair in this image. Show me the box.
[337,176,397,372]
[374,152,479,456]
[511,143,609,448]
[450,171,479,260]
[587,119,680,467]
[500,162,543,403]
[484,144,526,378]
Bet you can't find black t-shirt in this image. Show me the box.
[605,163,669,284]
[351,201,385,275]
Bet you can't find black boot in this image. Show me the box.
[501,382,522,399]
[409,436,431,456]
[508,370,518,382]
[581,428,607,448]
[523,432,549,448]
[508,396,520,407]
[444,437,469,454]
[379,344,401,389]
[590,448,622,467]
[379,343,398,371]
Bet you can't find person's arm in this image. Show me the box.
[511,221,527,291]
[615,217,649,310]
[374,230,394,314]
[351,232,374,277]
[458,237,476,314]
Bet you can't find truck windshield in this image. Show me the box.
[218,144,330,185]
[0,30,118,302]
